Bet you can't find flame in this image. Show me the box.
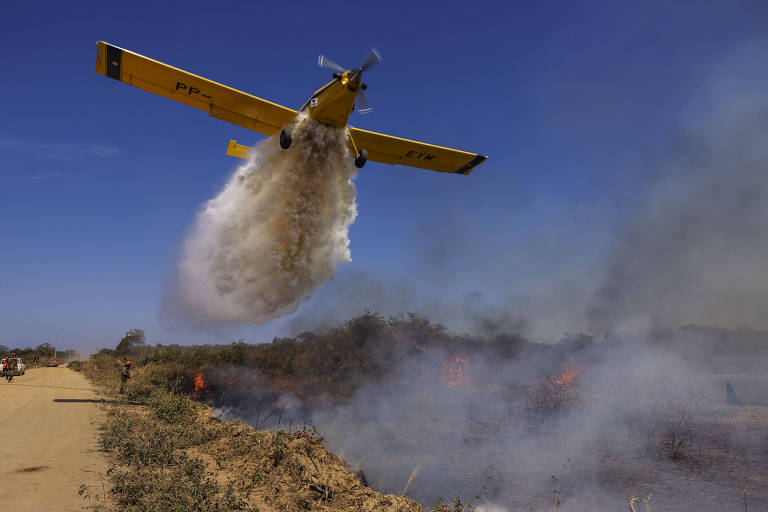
[553,361,581,387]
[440,353,473,388]
[193,371,205,396]
[526,362,583,416]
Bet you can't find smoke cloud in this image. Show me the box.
[588,42,768,333]
[176,117,357,324]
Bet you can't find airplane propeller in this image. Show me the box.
[360,48,382,71]
[356,90,373,114]
[317,55,345,73]
[317,48,381,114]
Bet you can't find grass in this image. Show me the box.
[98,390,252,512]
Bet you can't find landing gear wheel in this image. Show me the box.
[355,149,368,168]
[280,129,292,149]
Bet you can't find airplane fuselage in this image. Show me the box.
[299,70,363,128]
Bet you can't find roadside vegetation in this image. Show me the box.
[74,319,430,512]
[83,312,531,405]
[71,314,768,511]
[65,314,631,512]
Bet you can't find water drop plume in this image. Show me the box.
[177,117,358,324]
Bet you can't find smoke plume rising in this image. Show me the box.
[176,117,357,324]
[588,42,768,333]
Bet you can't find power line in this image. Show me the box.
[0,280,49,336]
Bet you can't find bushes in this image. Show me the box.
[641,397,700,463]
[99,315,443,403]
[100,411,176,468]
[150,392,195,422]
[109,453,231,512]
[84,327,424,512]
[124,381,155,403]
[526,378,582,419]
[120,369,195,422]
[93,312,535,405]
[68,360,85,371]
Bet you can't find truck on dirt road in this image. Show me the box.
[1,357,26,376]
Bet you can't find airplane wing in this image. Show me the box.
[94,41,296,136]
[347,126,487,175]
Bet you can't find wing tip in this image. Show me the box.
[97,43,123,81]
[455,154,488,175]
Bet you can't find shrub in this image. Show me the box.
[149,391,195,422]
[124,381,156,403]
[68,360,85,371]
[99,411,176,468]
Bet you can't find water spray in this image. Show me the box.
[177,117,358,324]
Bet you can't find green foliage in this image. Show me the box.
[99,393,246,512]
[87,312,537,405]
[124,380,156,403]
[149,391,195,422]
[109,453,246,512]
[36,342,55,356]
[100,411,176,468]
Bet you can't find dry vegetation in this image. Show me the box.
[75,358,422,512]
[71,316,768,511]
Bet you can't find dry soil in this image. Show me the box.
[0,366,109,511]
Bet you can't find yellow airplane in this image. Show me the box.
[94,42,487,174]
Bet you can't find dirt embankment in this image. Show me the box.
[0,367,109,511]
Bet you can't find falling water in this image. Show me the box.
[177,117,358,324]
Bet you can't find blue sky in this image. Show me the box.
[1,0,766,351]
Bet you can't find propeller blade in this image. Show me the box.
[360,48,382,71]
[318,55,345,72]
[356,90,373,114]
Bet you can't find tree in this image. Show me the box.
[115,329,146,357]
[35,343,55,356]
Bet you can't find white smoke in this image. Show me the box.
[176,117,358,324]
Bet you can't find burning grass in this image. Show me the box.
[525,361,584,418]
[440,352,473,388]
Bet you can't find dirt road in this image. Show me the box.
[0,366,109,511]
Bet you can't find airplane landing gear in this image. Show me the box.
[355,149,367,168]
[279,129,292,149]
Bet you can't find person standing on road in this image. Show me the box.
[5,353,17,382]
[119,361,132,394]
